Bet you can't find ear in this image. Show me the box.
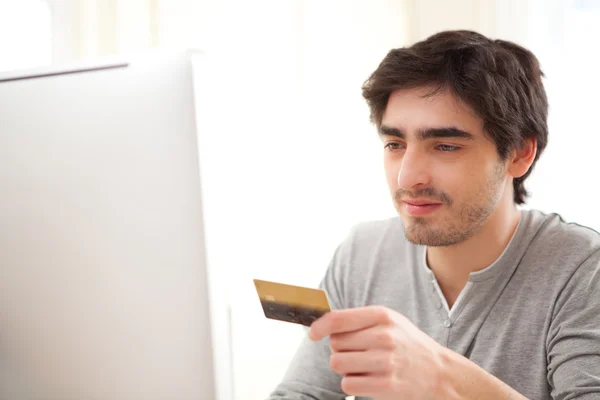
[508,138,537,179]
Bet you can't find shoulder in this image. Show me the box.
[527,209,600,259]
[324,216,412,308]
[523,209,600,293]
[533,212,600,331]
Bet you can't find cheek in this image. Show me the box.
[431,163,474,201]
[383,159,399,190]
[446,163,496,201]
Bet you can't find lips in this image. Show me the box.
[403,199,442,206]
[401,199,443,216]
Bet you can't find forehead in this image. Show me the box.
[381,87,485,137]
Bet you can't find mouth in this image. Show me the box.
[401,199,443,216]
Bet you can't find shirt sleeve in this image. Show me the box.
[547,250,600,400]
[266,229,355,400]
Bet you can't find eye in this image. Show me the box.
[384,142,405,151]
[436,144,461,152]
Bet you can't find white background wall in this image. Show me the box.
[187,3,406,398]
[0,0,52,70]
[2,1,600,399]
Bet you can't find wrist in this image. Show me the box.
[431,344,527,400]
[433,346,463,400]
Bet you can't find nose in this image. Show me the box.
[397,148,431,190]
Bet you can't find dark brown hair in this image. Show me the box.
[362,30,548,205]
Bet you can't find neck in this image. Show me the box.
[426,195,521,308]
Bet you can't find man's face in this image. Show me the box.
[381,87,510,247]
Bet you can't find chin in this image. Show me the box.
[398,211,433,226]
[404,229,454,247]
[404,222,477,247]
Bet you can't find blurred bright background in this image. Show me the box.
[1,0,599,399]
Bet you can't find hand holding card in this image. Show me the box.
[253,279,331,327]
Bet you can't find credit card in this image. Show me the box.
[253,279,331,327]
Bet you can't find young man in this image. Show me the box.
[268,30,600,400]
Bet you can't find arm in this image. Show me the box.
[546,251,600,400]
[439,349,527,399]
[390,247,600,400]
[308,306,530,400]
[267,235,353,400]
[430,249,600,400]
[266,334,345,400]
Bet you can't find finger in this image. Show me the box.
[309,306,391,341]
[330,330,370,353]
[329,326,396,352]
[329,350,392,375]
[341,374,398,397]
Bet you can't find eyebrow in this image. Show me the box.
[379,125,475,141]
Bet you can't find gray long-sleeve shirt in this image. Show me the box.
[268,209,600,399]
